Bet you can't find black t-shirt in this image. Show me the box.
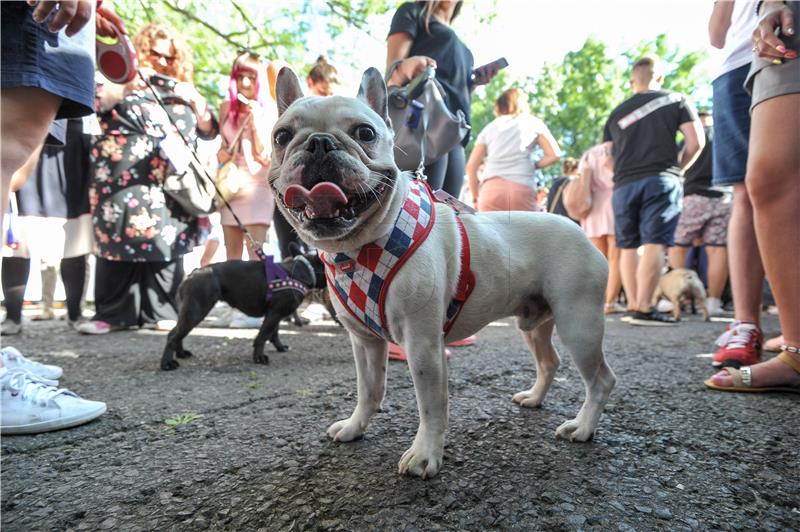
[546,176,580,224]
[389,2,474,142]
[603,90,698,186]
[683,126,721,198]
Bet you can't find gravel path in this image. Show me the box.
[2,310,797,531]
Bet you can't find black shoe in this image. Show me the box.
[628,309,677,326]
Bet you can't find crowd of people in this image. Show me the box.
[1,0,798,437]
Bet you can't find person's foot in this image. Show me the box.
[712,321,763,368]
[604,302,627,314]
[627,309,677,326]
[155,320,177,331]
[655,299,674,313]
[1,319,22,336]
[1,346,62,380]
[705,297,725,317]
[447,335,477,347]
[31,309,55,321]
[76,320,114,335]
[764,335,785,353]
[706,351,800,390]
[229,310,263,329]
[0,367,107,435]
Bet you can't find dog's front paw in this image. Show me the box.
[512,389,545,408]
[161,359,179,371]
[398,440,444,479]
[555,418,595,442]
[176,349,193,359]
[274,344,289,353]
[252,352,270,365]
[326,417,365,442]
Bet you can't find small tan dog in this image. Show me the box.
[652,268,709,321]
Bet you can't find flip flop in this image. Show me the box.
[704,352,800,393]
[388,343,452,362]
[447,335,477,347]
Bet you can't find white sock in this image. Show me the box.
[706,297,722,313]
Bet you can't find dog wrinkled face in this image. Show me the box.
[268,67,399,242]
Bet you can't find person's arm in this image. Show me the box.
[709,0,735,48]
[386,33,436,87]
[534,129,561,171]
[217,101,232,165]
[465,143,487,209]
[678,120,706,172]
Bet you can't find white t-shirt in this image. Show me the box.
[714,0,758,80]
[475,114,549,186]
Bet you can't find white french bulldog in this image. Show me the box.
[268,67,616,478]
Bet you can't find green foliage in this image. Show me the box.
[163,412,203,430]
[113,0,394,109]
[468,33,710,177]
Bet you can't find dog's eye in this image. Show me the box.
[354,125,376,143]
[274,129,293,148]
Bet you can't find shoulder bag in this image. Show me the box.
[215,115,252,202]
[386,66,470,173]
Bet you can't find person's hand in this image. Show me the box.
[28,0,92,37]
[174,82,207,113]
[217,147,232,165]
[472,63,502,86]
[752,2,798,62]
[388,56,436,87]
[96,3,126,38]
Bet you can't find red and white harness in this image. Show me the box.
[321,178,475,342]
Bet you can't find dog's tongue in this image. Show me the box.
[284,182,348,219]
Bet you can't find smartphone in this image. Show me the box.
[471,57,508,83]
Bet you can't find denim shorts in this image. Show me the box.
[1,3,95,120]
[711,65,751,186]
[612,174,682,249]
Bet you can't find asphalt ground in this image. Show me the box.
[1,306,798,531]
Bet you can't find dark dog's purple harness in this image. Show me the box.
[264,255,308,302]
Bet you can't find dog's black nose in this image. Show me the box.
[305,133,338,155]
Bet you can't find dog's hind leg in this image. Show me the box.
[327,333,388,442]
[512,315,560,408]
[550,302,616,442]
[161,297,216,370]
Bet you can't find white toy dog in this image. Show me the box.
[268,67,616,478]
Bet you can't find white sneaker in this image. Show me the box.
[0,368,107,435]
[655,299,674,313]
[1,319,22,336]
[1,347,63,380]
[706,297,724,317]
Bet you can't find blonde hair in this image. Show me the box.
[307,55,340,86]
[418,1,462,33]
[133,23,194,83]
[631,56,663,85]
[561,157,579,175]
[494,88,528,117]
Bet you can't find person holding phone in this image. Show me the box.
[78,23,218,335]
[386,1,501,196]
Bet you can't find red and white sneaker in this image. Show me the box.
[712,321,763,368]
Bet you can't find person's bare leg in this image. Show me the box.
[711,93,800,388]
[619,248,639,311]
[244,224,268,261]
[1,88,62,225]
[727,184,763,324]
[199,239,220,268]
[667,246,688,270]
[606,236,622,307]
[589,236,609,257]
[222,225,244,261]
[705,246,728,300]
[636,244,665,311]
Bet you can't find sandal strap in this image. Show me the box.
[723,367,749,387]
[777,351,800,374]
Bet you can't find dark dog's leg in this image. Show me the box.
[292,311,310,327]
[252,312,285,364]
[161,290,218,371]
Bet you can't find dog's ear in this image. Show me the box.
[287,241,306,258]
[357,67,389,122]
[276,67,305,116]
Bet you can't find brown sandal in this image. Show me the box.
[704,350,800,393]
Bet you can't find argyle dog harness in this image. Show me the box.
[322,178,475,342]
[263,256,308,303]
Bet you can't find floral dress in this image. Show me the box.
[90,78,217,262]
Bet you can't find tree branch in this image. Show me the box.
[159,0,248,50]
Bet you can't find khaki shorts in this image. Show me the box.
[746,57,800,111]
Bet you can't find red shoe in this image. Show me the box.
[387,343,452,362]
[447,335,477,347]
[712,321,763,368]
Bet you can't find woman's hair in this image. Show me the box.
[418,1,462,33]
[307,55,340,86]
[562,157,579,175]
[227,51,269,127]
[133,23,193,83]
[494,88,529,117]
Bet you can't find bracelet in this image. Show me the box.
[781,344,800,354]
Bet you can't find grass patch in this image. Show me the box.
[164,413,203,430]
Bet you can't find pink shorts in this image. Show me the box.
[477,177,540,212]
